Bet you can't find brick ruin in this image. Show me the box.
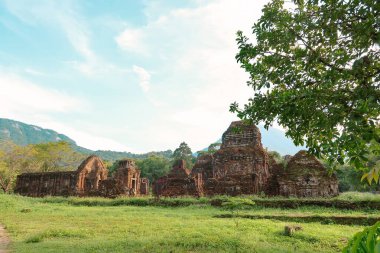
[98,159,146,197]
[15,120,339,198]
[207,121,271,195]
[153,121,339,198]
[153,160,198,197]
[15,156,149,197]
[76,155,108,195]
[276,150,339,197]
[15,171,78,197]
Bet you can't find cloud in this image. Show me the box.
[35,121,138,152]
[0,70,137,152]
[116,28,146,54]
[2,0,124,77]
[0,71,85,115]
[116,0,270,151]
[132,65,151,92]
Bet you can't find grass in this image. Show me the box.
[0,192,378,252]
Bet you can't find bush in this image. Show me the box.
[343,221,380,253]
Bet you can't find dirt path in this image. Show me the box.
[0,225,10,253]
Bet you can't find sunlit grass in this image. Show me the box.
[0,193,376,252]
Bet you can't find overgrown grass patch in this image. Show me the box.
[0,193,378,252]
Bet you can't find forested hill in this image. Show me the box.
[0,118,172,161]
[0,118,75,146]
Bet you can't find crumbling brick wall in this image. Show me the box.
[15,171,77,197]
[15,155,108,197]
[113,159,141,196]
[277,150,339,197]
[153,160,198,197]
[140,178,149,195]
[76,155,108,195]
[98,159,144,197]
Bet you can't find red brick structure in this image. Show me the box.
[15,155,108,197]
[153,121,339,198]
[277,150,339,197]
[15,156,150,198]
[14,171,77,197]
[114,159,141,196]
[76,155,108,195]
[140,178,149,195]
[208,121,271,195]
[153,160,198,197]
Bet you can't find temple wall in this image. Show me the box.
[15,171,77,197]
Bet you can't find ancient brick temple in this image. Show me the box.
[153,160,198,197]
[15,155,108,197]
[15,156,149,197]
[207,121,271,195]
[153,120,339,198]
[76,155,108,195]
[276,150,339,197]
[98,159,147,197]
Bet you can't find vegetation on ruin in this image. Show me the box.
[1,193,379,253]
[231,0,380,182]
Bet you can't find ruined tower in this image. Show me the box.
[204,121,271,195]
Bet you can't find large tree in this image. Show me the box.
[0,141,85,193]
[136,155,171,182]
[231,0,380,183]
[172,142,195,168]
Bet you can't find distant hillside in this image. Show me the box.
[0,118,172,161]
[259,125,303,155]
[0,118,76,146]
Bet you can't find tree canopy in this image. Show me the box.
[231,0,380,183]
[172,142,195,168]
[0,141,85,193]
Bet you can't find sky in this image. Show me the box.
[0,0,277,153]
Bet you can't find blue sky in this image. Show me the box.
[0,0,285,153]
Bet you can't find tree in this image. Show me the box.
[136,155,171,182]
[231,0,380,182]
[207,142,222,153]
[197,142,222,156]
[172,142,195,168]
[268,150,284,164]
[0,141,85,193]
[32,141,84,172]
[0,142,38,193]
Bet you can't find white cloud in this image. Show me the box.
[116,0,270,151]
[24,68,46,76]
[132,65,151,93]
[0,71,85,114]
[35,121,138,152]
[116,29,146,54]
[0,71,137,152]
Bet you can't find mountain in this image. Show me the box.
[259,125,303,155]
[0,118,76,146]
[0,118,172,161]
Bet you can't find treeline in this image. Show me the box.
[0,141,85,193]
[0,141,197,193]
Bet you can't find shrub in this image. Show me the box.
[343,221,380,253]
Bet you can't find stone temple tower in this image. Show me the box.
[207,121,271,195]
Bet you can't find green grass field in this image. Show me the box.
[0,193,378,253]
